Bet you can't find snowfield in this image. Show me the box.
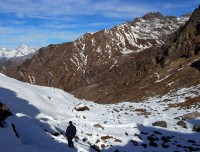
[0,74,200,152]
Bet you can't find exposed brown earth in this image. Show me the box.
[168,96,200,108]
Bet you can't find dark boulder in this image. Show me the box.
[149,141,158,147]
[177,120,187,128]
[147,136,159,142]
[152,121,167,128]
[74,104,90,111]
[90,144,100,152]
[193,124,200,132]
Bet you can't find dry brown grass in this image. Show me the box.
[134,108,151,117]
[168,96,200,108]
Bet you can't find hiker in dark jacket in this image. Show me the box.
[0,102,12,122]
[65,121,76,148]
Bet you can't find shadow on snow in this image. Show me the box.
[0,87,74,152]
[100,123,200,152]
[1,87,200,152]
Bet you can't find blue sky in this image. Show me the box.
[0,0,200,49]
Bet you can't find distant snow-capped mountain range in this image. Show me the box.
[0,44,38,59]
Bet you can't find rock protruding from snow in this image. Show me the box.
[152,121,167,128]
[177,121,187,128]
[94,124,104,130]
[156,6,200,66]
[193,124,200,132]
[74,104,90,111]
[182,111,200,120]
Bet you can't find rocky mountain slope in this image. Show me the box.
[5,9,199,103]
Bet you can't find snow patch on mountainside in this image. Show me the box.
[75,12,190,56]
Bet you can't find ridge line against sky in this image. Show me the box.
[0,0,200,49]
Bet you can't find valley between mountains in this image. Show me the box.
[0,4,200,152]
[3,9,199,104]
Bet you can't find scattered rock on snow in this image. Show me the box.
[95,139,100,144]
[52,132,60,136]
[161,135,174,144]
[94,124,104,130]
[134,108,151,117]
[182,111,200,120]
[187,139,196,143]
[82,137,88,142]
[134,133,142,140]
[174,117,181,120]
[114,138,122,142]
[74,103,90,111]
[85,133,92,137]
[90,144,100,152]
[101,135,113,141]
[113,108,120,112]
[141,131,148,135]
[177,120,187,128]
[153,131,162,135]
[161,137,170,144]
[152,121,167,128]
[162,143,169,148]
[193,124,200,132]
[131,140,138,146]
[101,144,106,149]
[149,141,158,147]
[141,143,147,148]
[147,136,159,142]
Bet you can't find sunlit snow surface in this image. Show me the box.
[0,74,199,152]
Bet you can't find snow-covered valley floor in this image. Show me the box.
[0,73,200,152]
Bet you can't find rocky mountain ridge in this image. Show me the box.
[4,9,200,103]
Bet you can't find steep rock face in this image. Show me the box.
[147,7,200,101]
[5,12,191,103]
[157,8,200,66]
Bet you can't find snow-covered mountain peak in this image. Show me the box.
[0,44,38,59]
[14,44,37,57]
